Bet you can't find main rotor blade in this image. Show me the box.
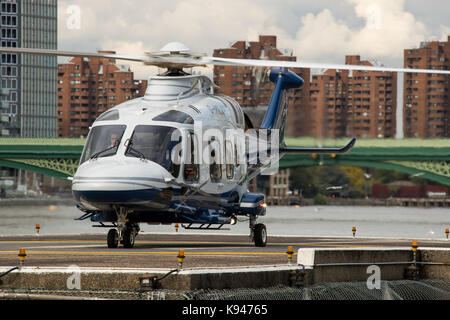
[208,56,450,75]
[0,47,150,62]
[3,47,450,75]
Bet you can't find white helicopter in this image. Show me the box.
[3,42,450,248]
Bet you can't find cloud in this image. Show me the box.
[58,0,290,77]
[58,0,285,51]
[58,0,442,75]
[349,0,427,57]
[282,0,428,65]
[441,25,450,41]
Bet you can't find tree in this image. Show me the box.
[289,166,319,198]
[340,166,369,198]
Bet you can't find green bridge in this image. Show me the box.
[0,137,449,186]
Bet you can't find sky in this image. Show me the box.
[58,0,450,80]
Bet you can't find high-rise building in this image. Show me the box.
[57,53,147,137]
[310,55,397,138]
[213,35,311,137]
[403,37,450,138]
[0,0,58,137]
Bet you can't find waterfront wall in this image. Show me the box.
[1,249,448,291]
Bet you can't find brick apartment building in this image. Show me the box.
[403,36,450,138]
[57,52,147,137]
[213,35,311,137]
[310,55,397,138]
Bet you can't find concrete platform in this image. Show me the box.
[0,233,449,291]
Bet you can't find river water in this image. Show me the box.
[0,205,448,240]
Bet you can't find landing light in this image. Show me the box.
[18,249,26,266]
[286,246,294,265]
[411,241,419,265]
[165,177,175,184]
[177,250,185,269]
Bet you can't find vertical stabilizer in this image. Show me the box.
[260,68,304,146]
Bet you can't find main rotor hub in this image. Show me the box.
[144,42,208,71]
[159,42,191,54]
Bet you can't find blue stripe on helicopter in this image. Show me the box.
[73,187,240,209]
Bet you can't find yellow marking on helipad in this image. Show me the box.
[0,240,375,248]
[0,250,292,256]
[0,240,105,244]
[0,240,249,245]
[277,243,375,248]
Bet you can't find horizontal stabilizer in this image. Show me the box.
[280,138,356,154]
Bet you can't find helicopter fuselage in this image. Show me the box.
[72,73,269,226]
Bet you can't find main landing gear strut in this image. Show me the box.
[107,207,140,249]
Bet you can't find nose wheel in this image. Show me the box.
[107,225,139,249]
[107,229,119,248]
[107,207,139,249]
[122,228,136,248]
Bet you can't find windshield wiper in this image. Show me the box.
[90,141,119,160]
[126,140,147,160]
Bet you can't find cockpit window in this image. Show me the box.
[80,125,126,164]
[96,109,119,122]
[153,110,194,124]
[125,125,182,177]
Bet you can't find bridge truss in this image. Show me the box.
[0,138,449,186]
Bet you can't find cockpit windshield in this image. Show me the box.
[125,125,182,176]
[80,125,126,164]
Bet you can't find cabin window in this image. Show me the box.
[80,125,126,164]
[184,132,199,182]
[96,109,119,121]
[125,125,182,177]
[235,143,240,168]
[153,110,194,124]
[209,137,222,182]
[225,140,234,180]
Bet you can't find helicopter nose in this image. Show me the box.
[72,159,175,210]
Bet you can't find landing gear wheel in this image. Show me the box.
[253,223,267,247]
[107,229,119,248]
[122,229,135,248]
